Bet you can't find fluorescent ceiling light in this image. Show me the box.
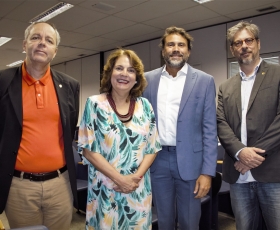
[0,37,12,46]
[6,60,24,67]
[29,2,74,23]
[193,0,213,4]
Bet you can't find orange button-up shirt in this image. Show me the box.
[15,63,65,173]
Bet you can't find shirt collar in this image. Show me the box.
[162,62,188,78]
[239,58,262,80]
[22,61,51,86]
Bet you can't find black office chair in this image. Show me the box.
[209,172,222,230]
[72,145,88,213]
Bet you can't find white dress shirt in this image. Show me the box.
[236,58,262,183]
[157,63,187,146]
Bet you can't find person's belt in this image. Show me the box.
[162,146,176,152]
[13,165,67,181]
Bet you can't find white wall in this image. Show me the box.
[104,39,162,72]
[52,55,100,124]
[126,42,151,71]
[81,55,100,116]
[52,63,65,73]
[188,24,228,93]
[52,11,280,121]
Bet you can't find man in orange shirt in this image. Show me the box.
[0,22,80,229]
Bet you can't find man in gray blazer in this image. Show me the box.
[217,21,280,229]
[143,26,217,230]
[0,22,79,229]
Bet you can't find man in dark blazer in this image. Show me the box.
[0,22,79,229]
[217,21,280,230]
[143,26,217,230]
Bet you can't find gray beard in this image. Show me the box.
[165,57,186,68]
[238,56,253,65]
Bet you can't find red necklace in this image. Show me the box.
[107,94,135,123]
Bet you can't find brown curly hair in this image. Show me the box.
[100,48,147,98]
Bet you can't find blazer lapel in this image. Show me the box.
[233,74,242,120]
[247,62,268,112]
[51,70,68,127]
[178,65,197,116]
[150,68,162,123]
[8,67,23,126]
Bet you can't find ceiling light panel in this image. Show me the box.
[0,37,12,47]
[6,60,24,67]
[193,0,213,4]
[29,2,74,23]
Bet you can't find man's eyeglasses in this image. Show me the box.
[232,38,256,48]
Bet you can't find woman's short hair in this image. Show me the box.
[227,21,260,45]
[24,22,61,46]
[100,48,147,98]
[159,26,194,50]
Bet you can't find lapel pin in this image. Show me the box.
[59,84,62,88]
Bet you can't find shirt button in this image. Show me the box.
[36,81,39,84]
[38,94,41,96]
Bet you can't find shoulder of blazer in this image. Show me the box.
[261,60,280,72]
[188,64,214,81]
[50,68,80,91]
[0,66,21,98]
[145,67,163,80]
[219,72,240,90]
[51,68,78,84]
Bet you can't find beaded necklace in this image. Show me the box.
[107,94,135,123]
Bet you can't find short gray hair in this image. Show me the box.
[227,21,260,45]
[24,22,61,46]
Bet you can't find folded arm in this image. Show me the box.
[83,148,140,194]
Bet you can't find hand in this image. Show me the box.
[234,161,251,174]
[238,147,265,168]
[194,174,211,199]
[113,174,142,193]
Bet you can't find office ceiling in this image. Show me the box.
[1,0,280,70]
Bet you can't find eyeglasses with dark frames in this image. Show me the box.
[232,38,256,48]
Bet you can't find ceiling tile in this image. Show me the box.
[58,30,93,46]
[0,18,29,38]
[227,3,280,20]
[144,5,220,29]
[5,0,59,22]
[74,16,136,36]
[100,24,160,41]
[183,16,231,31]
[0,38,23,53]
[95,41,130,52]
[73,36,118,50]
[0,0,24,18]
[50,6,107,31]
[115,0,197,22]
[78,0,148,15]
[205,0,278,15]
[1,0,280,70]
[123,30,165,44]
[56,46,97,58]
